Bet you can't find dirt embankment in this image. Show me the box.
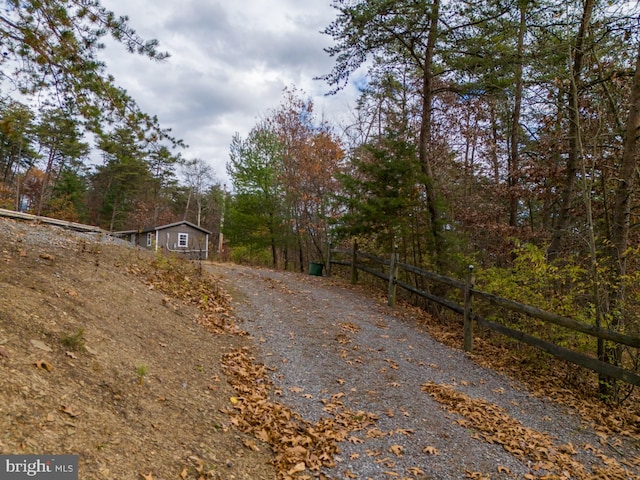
[0,218,275,479]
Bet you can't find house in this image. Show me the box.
[115,221,211,260]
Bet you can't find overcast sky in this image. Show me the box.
[99,0,361,185]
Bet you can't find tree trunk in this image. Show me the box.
[37,147,57,216]
[418,0,443,268]
[196,197,202,227]
[596,40,640,400]
[608,40,640,318]
[184,188,192,221]
[109,199,118,232]
[508,2,526,227]
[548,0,595,260]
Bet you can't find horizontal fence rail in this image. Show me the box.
[0,208,106,234]
[329,244,640,388]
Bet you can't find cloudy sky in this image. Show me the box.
[99,0,362,185]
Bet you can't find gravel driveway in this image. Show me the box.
[209,263,638,480]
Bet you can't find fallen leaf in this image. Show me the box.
[287,462,306,475]
[559,443,577,455]
[61,405,80,417]
[35,360,53,371]
[497,465,511,474]
[179,468,188,479]
[139,473,154,480]
[389,444,404,456]
[366,427,385,438]
[287,445,307,456]
[423,446,439,455]
[189,456,204,473]
[243,439,259,451]
[65,351,77,359]
[465,472,489,479]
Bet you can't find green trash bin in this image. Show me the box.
[309,262,324,276]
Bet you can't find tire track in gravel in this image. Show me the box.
[208,263,631,480]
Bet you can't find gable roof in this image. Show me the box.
[151,220,212,235]
[114,220,212,236]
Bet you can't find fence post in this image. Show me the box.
[388,245,399,307]
[464,265,475,352]
[350,240,358,284]
[326,242,332,277]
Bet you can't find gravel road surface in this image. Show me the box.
[209,263,637,480]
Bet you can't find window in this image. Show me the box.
[146,233,153,247]
[178,233,189,248]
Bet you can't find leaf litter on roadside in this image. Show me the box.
[127,257,244,335]
[221,347,378,479]
[421,382,635,479]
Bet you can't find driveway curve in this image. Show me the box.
[208,263,637,480]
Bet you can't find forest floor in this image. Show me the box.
[0,216,639,479]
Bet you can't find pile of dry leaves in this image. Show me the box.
[221,347,378,479]
[422,382,638,479]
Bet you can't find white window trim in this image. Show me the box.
[146,232,153,247]
[178,232,189,248]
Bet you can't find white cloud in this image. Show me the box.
[99,0,356,184]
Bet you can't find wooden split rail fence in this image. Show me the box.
[327,243,640,388]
